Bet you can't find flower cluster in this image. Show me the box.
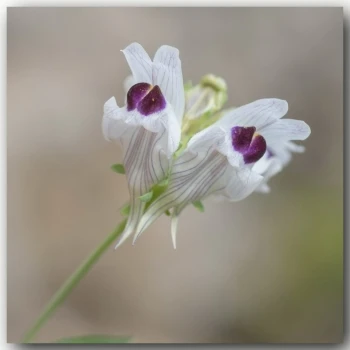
[103,43,311,249]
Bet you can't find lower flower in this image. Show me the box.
[133,148,263,247]
[132,98,311,248]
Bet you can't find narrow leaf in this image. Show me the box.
[111,164,125,174]
[192,200,205,212]
[56,335,131,344]
[139,191,153,202]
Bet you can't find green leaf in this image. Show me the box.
[192,200,205,212]
[56,335,131,344]
[139,191,153,202]
[111,163,125,174]
[120,203,130,216]
[165,209,171,216]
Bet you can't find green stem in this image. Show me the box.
[22,219,127,343]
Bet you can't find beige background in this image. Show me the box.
[8,8,343,343]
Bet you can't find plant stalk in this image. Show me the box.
[22,219,127,343]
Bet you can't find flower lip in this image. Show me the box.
[231,126,267,164]
[127,83,167,116]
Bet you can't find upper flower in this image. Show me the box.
[102,43,185,248]
[123,42,184,122]
[103,43,185,153]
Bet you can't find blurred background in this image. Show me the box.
[7,8,343,343]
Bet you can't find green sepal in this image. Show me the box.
[158,178,169,187]
[192,200,205,212]
[144,178,170,210]
[111,163,125,174]
[120,203,130,216]
[139,191,153,202]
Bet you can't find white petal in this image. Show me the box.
[253,157,283,193]
[104,96,118,114]
[186,125,242,167]
[134,151,262,239]
[285,141,305,153]
[185,99,289,168]
[171,213,179,250]
[135,105,181,158]
[102,92,181,225]
[261,119,311,144]
[153,45,185,122]
[218,99,288,130]
[164,111,181,158]
[102,113,134,142]
[253,155,273,174]
[187,125,225,151]
[115,197,145,249]
[255,183,271,193]
[103,101,180,158]
[123,127,169,191]
[102,97,133,142]
[214,167,263,201]
[118,127,173,247]
[134,150,229,239]
[122,42,152,84]
[268,144,292,165]
[265,159,283,178]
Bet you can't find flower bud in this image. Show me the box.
[184,74,227,121]
[180,75,228,149]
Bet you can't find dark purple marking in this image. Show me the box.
[127,83,152,111]
[231,126,256,152]
[137,85,166,116]
[231,126,267,164]
[243,135,266,164]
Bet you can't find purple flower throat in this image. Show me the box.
[231,126,267,164]
[127,83,166,116]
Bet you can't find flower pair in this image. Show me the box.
[103,43,311,249]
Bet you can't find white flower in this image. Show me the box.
[102,43,185,248]
[133,98,311,247]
